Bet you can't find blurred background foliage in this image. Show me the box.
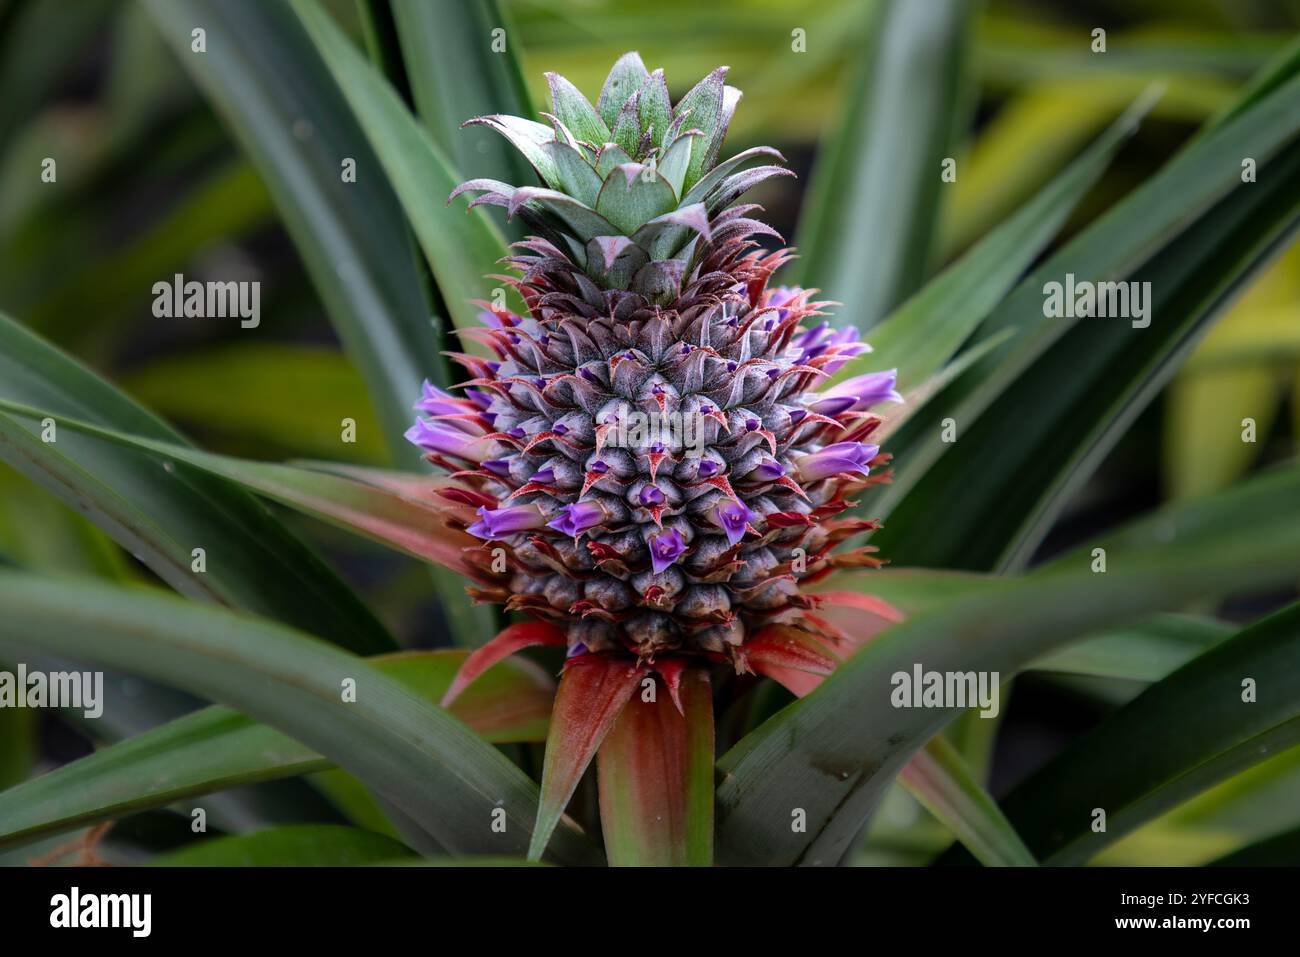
[0,0,1297,866]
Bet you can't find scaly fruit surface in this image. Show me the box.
[409,53,900,674]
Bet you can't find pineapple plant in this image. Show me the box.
[411,52,904,857]
[0,0,1299,876]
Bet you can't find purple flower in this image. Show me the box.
[795,324,871,369]
[795,442,879,482]
[697,460,719,479]
[752,457,786,482]
[766,285,802,320]
[814,370,902,415]
[414,381,464,417]
[809,395,856,418]
[648,528,686,573]
[710,501,757,546]
[821,353,863,375]
[547,500,606,537]
[405,419,484,460]
[529,467,556,484]
[639,485,666,507]
[793,322,830,352]
[482,459,512,478]
[464,388,493,408]
[466,504,546,540]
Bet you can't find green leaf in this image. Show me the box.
[0,650,551,848]
[609,92,644,157]
[637,70,673,151]
[823,567,999,617]
[672,66,726,191]
[0,399,479,576]
[0,573,599,863]
[1098,742,1300,866]
[0,313,393,655]
[390,0,535,191]
[679,145,785,209]
[596,144,634,178]
[846,93,1152,391]
[597,52,649,129]
[1209,826,1300,866]
[899,736,1036,867]
[598,667,713,866]
[941,82,1121,255]
[869,328,1013,448]
[0,708,34,791]
[794,0,974,328]
[152,825,415,866]
[289,0,516,339]
[1165,366,1282,501]
[28,160,274,351]
[595,166,677,235]
[1205,32,1300,127]
[716,463,1300,865]
[940,601,1300,865]
[820,587,1222,693]
[977,16,1278,86]
[0,462,132,581]
[466,114,561,187]
[1028,614,1232,682]
[656,132,694,197]
[121,343,389,464]
[872,65,1300,571]
[509,186,619,242]
[140,0,440,452]
[541,141,604,207]
[142,0,499,652]
[309,767,401,838]
[1163,245,1300,500]
[546,70,610,146]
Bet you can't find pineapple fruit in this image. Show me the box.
[410,52,899,666]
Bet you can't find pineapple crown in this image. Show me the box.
[450,52,794,304]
